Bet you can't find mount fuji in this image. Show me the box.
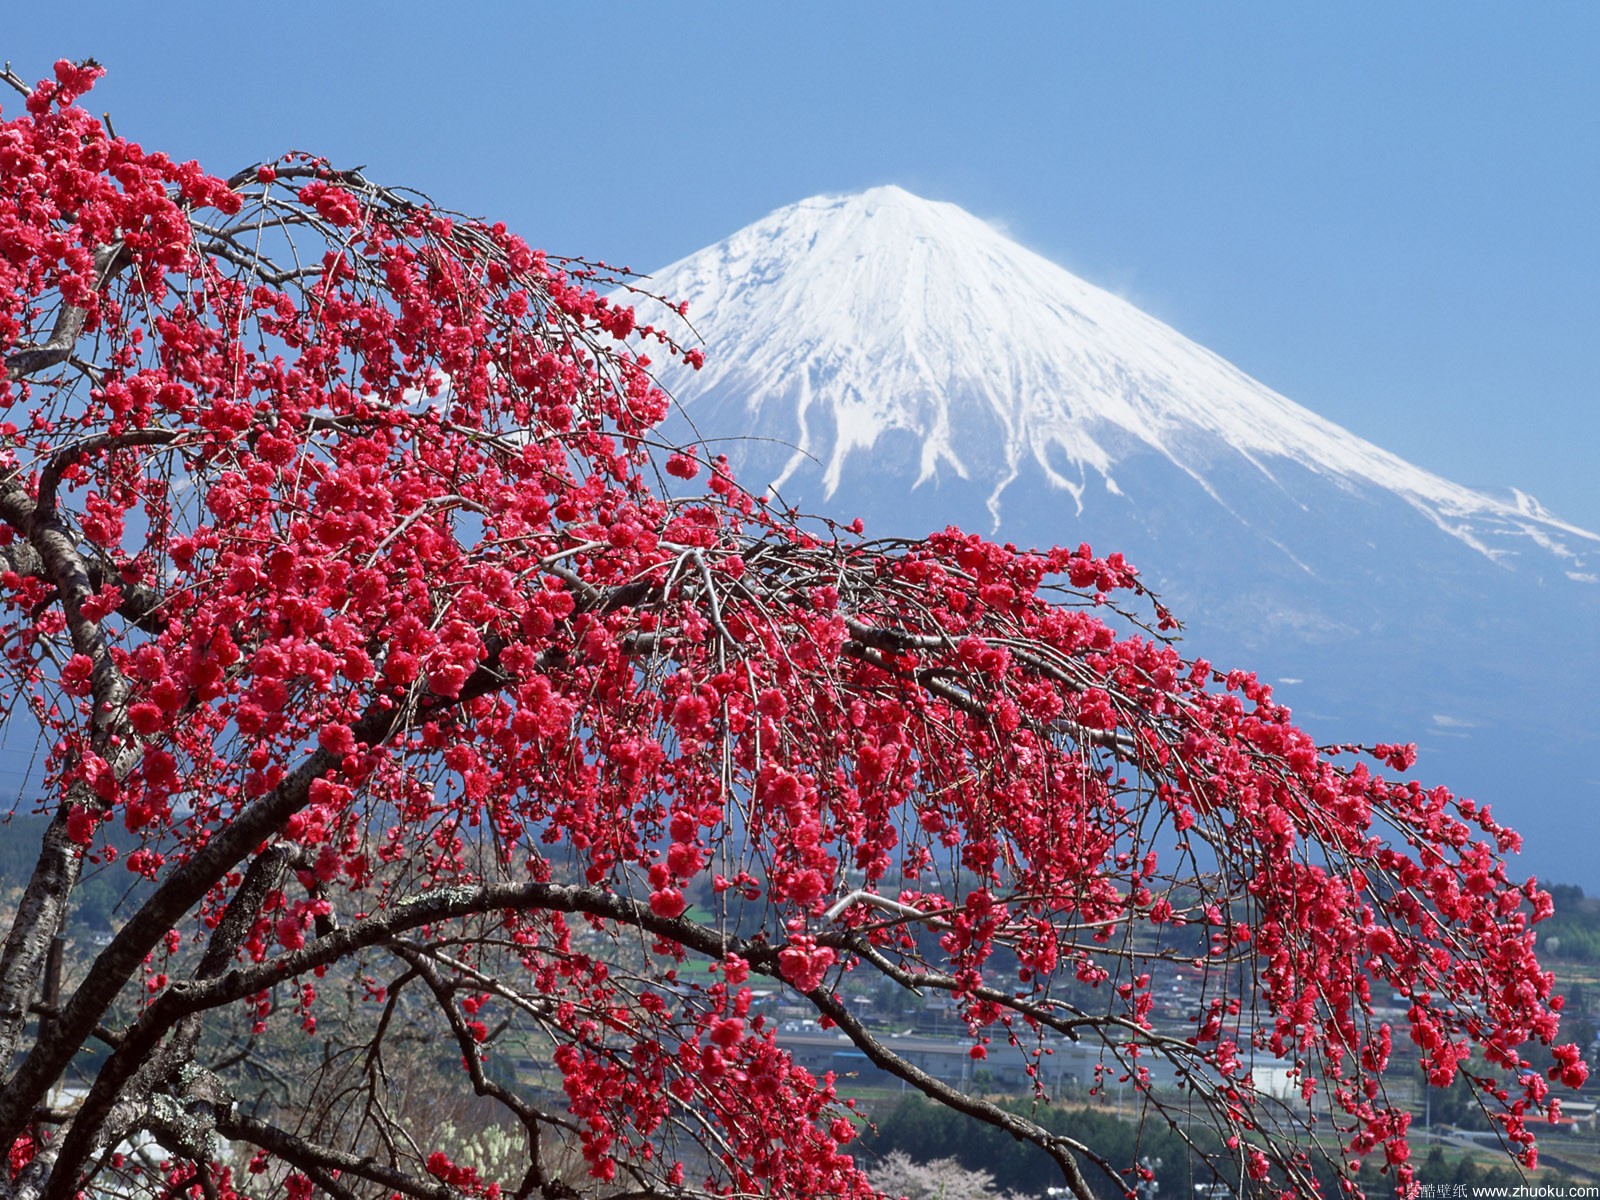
[633,186,1600,884]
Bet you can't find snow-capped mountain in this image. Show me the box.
[633,186,1600,883]
[646,186,1595,573]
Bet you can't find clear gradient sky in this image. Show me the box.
[8,4,1599,531]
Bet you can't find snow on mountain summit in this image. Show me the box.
[641,185,1597,570]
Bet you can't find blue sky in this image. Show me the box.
[8,4,1599,530]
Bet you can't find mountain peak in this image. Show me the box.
[641,188,1598,568]
[788,183,962,217]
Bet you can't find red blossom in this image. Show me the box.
[649,888,687,919]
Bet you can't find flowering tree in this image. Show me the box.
[866,1151,1029,1200]
[0,61,1584,1200]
